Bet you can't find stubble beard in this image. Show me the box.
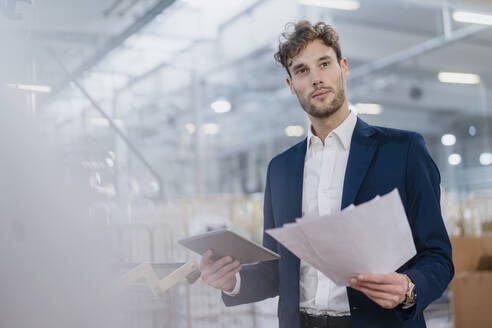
[296,72,346,119]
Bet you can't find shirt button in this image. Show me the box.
[352,306,359,310]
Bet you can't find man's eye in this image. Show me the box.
[297,68,306,74]
[321,62,329,67]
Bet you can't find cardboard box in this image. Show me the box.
[450,236,492,328]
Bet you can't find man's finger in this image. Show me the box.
[200,249,213,268]
[207,263,239,283]
[350,279,405,296]
[200,250,218,281]
[207,266,239,290]
[208,255,234,274]
[202,255,234,282]
[356,273,401,285]
[352,284,402,304]
[209,260,241,282]
[215,266,241,290]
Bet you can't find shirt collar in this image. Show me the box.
[307,109,357,151]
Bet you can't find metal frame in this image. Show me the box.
[347,24,489,81]
[48,48,166,200]
[49,0,177,98]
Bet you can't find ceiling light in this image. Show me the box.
[298,0,360,10]
[211,99,231,113]
[185,123,196,134]
[105,158,114,168]
[468,126,476,136]
[448,153,461,166]
[285,125,305,137]
[480,152,492,166]
[453,11,492,26]
[354,103,383,115]
[6,83,52,93]
[441,134,456,146]
[95,173,101,185]
[438,72,480,85]
[203,123,219,135]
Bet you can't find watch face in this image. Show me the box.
[410,287,416,300]
[408,284,416,302]
[404,279,416,304]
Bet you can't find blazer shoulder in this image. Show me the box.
[269,138,307,166]
[370,125,422,144]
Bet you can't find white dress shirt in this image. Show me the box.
[226,111,357,317]
[300,110,356,316]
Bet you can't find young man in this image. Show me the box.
[200,21,454,328]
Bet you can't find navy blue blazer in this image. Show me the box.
[222,118,454,328]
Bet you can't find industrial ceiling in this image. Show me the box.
[2,0,491,199]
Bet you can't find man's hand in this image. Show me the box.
[349,273,408,309]
[200,249,242,292]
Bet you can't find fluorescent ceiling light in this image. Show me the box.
[441,134,456,146]
[453,11,492,26]
[211,99,231,113]
[438,72,480,84]
[108,151,116,160]
[105,158,115,168]
[6,83,52,93]
[95,172,101,184]
[298,0,360,10]
[480,152,492,166]
[354,103,383,115]
[448,153,461,166]
[185,123,196,134]
[285,125,305,137]
[468,126,476,136]
[203,123,219,135]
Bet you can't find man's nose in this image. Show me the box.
[311,72,323,87]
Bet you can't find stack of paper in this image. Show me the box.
[266,189,416,286]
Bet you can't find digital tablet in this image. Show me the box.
[178,229,280,264]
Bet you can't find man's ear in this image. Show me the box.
[286,77,295,95]
[341,58,349,78]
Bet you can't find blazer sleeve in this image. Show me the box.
[222,161,280,306]
[394,133,454,321]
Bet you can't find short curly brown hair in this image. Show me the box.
[274,20,342,76]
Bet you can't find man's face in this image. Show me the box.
[286,39,349,119]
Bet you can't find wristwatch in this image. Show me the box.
[402,274,417,307]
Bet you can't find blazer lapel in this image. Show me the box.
[283,139,306,304]
[288,138,307,222]
[342,118,378,209]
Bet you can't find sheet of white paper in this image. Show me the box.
[266,188,416,286]
[267,223,326,271]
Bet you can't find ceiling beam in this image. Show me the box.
[347,23,489,81]
[47,0,176,101]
